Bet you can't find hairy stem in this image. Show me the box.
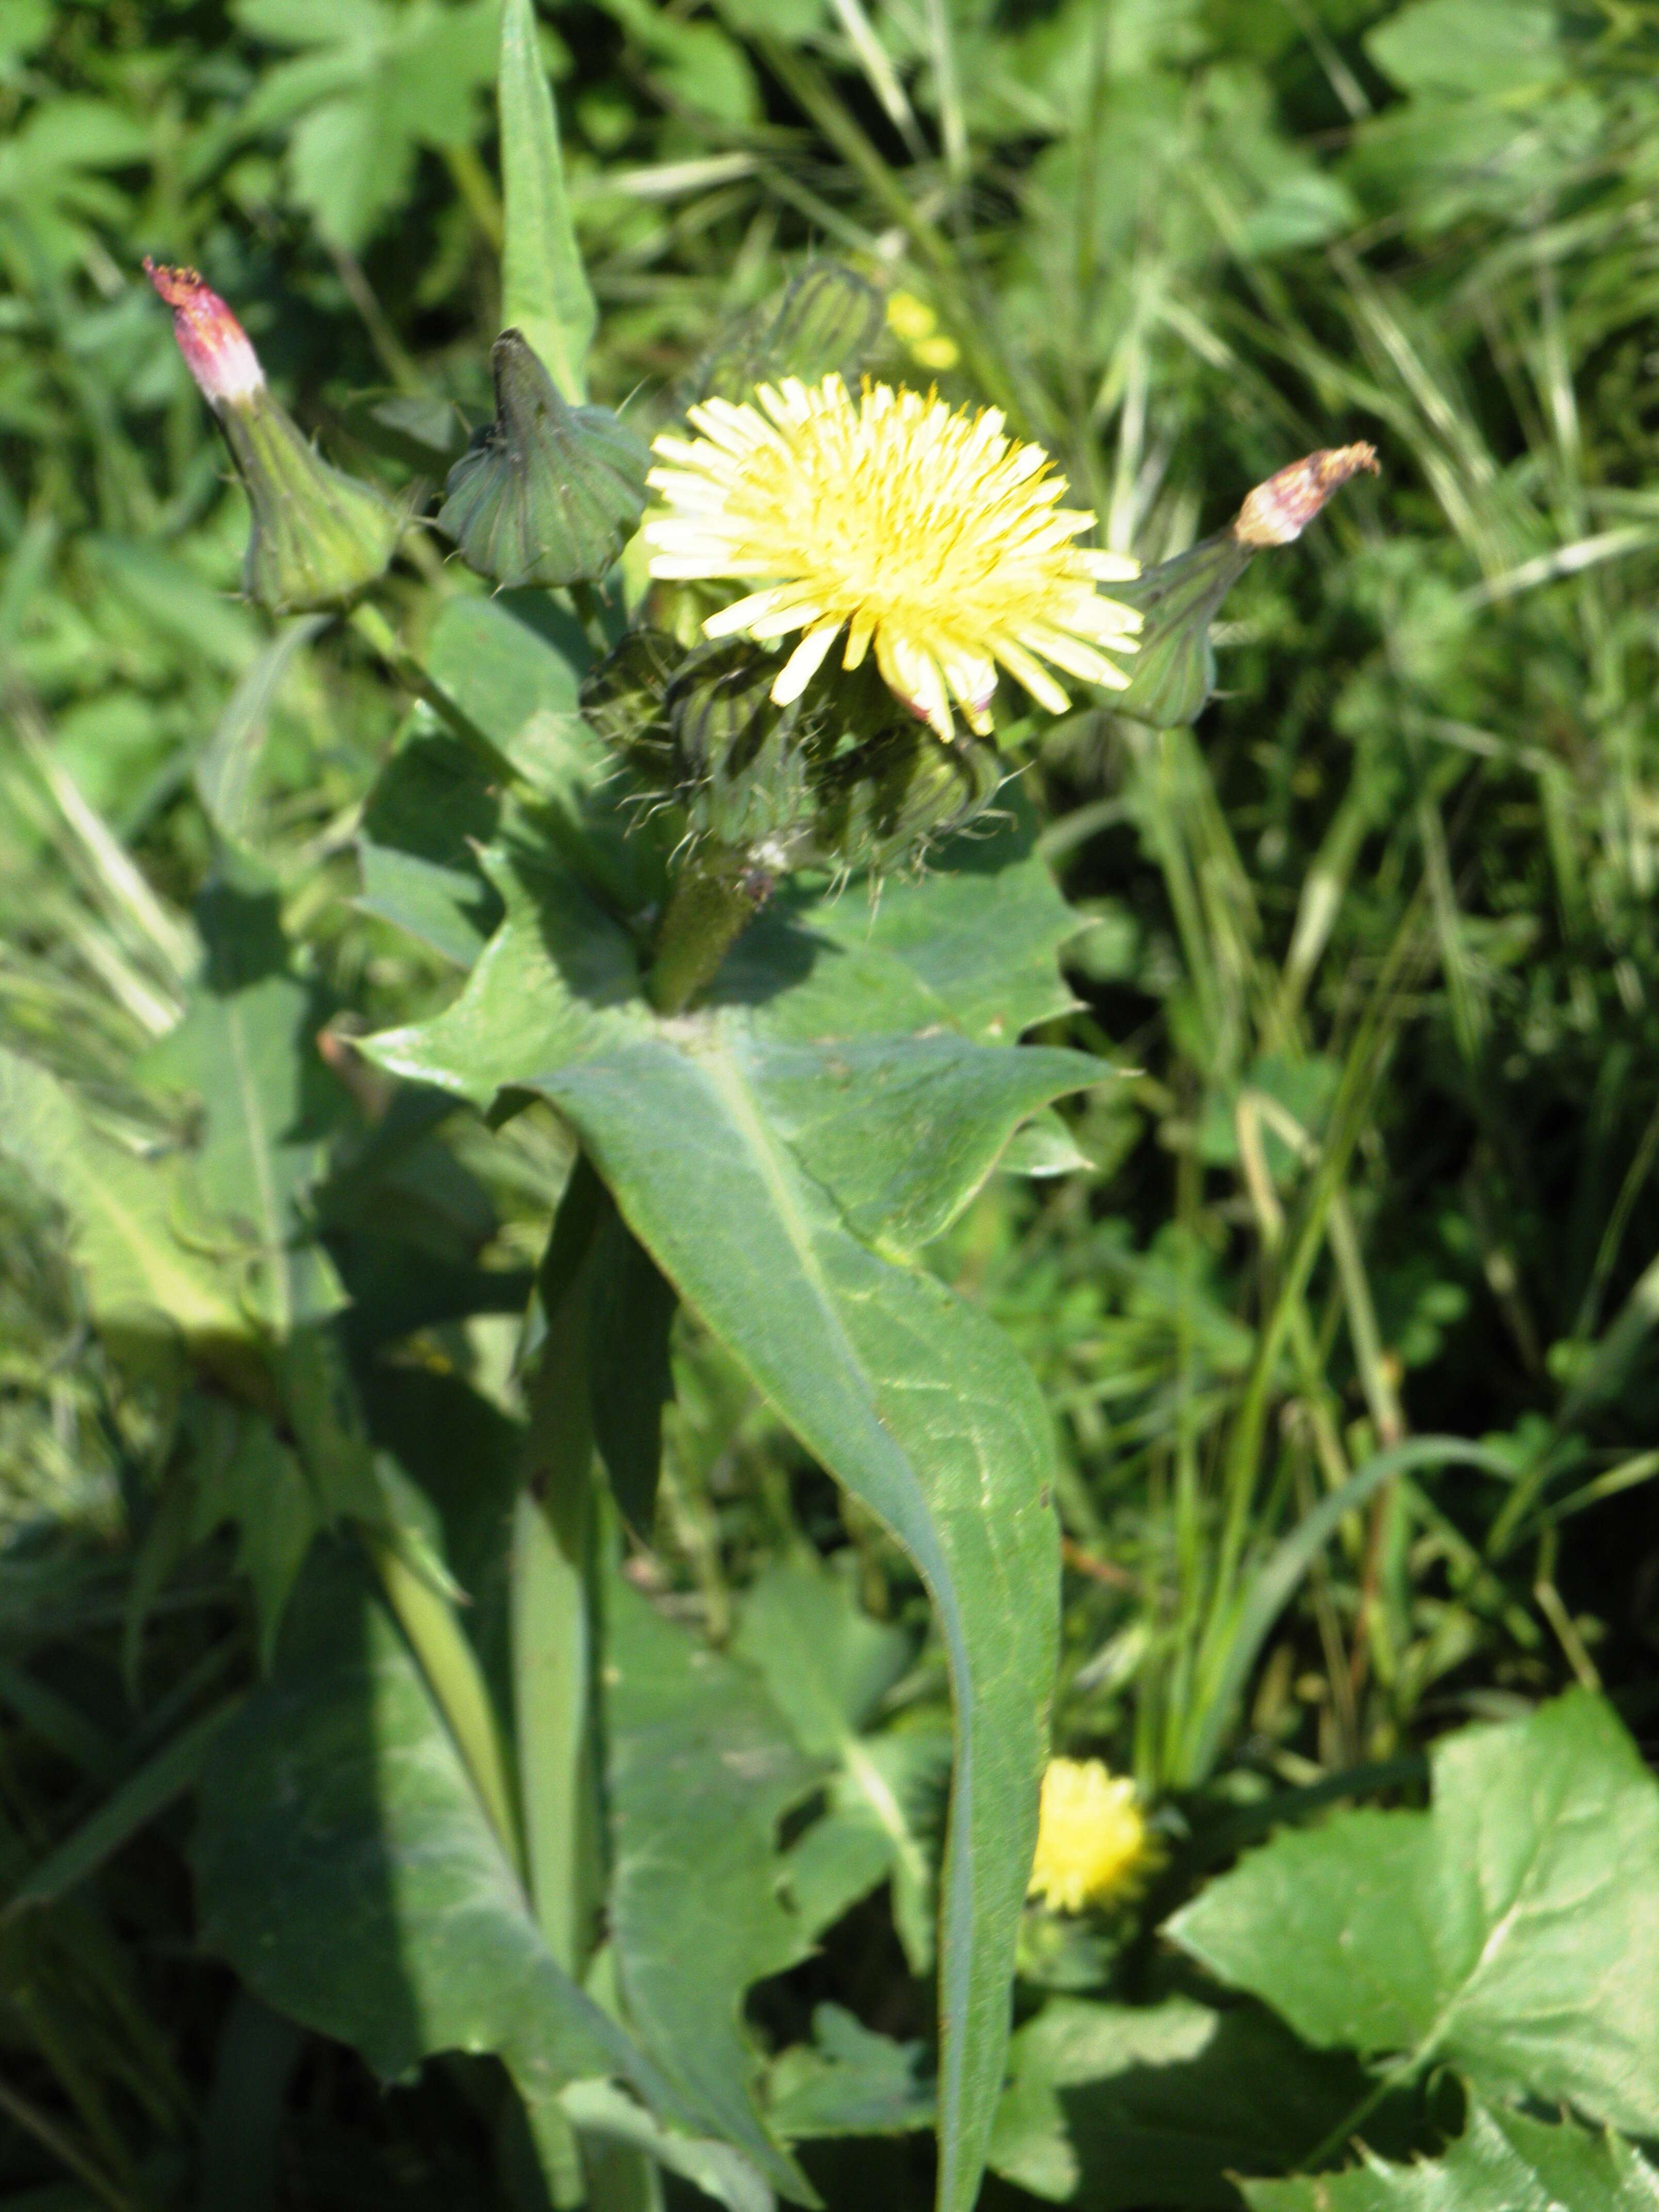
[647,853,765,1015]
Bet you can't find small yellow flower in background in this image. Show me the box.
[1028,1756,1160,1914]
[645,375,1140,741]
[886,289,960,372]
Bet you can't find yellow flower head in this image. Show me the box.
[644,375,1140,742]
[1028,1757,1159,1915]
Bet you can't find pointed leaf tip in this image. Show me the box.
[498,0,595,400]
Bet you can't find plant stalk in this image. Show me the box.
[647,853,765,1015]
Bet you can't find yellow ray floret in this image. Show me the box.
[645,374,1140,741]
[1028,1757,1161,1915]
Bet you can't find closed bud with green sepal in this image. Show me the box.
[680,261,883,411]
[438,329,648,589]
[1114,442,1378,727]
[145,260,403,615]
[806,715,1002,877]
[581,629,1000,882]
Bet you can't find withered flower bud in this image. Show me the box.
[1114,442,1379,726]
[1232,442,1379,549]
[145,259,403,615]
[437,330,647,590]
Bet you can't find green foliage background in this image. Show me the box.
[5,1,1659,2208]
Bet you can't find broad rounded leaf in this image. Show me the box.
[1170,1692,1659,2135]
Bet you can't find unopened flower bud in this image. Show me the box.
[806,721,1000,874]
[437,329,647,590]
[579,629,999,879]
[1232,442,1379,549]
[684,261,882,410]
[1114,442,1379,726]
[145,259,403,615]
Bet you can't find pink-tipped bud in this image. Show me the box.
[1233,442,1379,549]
[143,255,401,613]
[144,258,264,408]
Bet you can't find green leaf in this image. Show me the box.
[784,1730,951,1968]
[739,1557,948,1967]
[744,1034,1104,1254]
[737,1557,912,1759]
[237,0,499,251]
[988,1994,1421,2208]
[498,0,596,400]
[1244,2102,1659,2211]
[1364,1,1564,100]
[548,1036,1059,2212]
[595,0,758,126]
[139,913,344,1336]
[605,1574,817,2201]
[367,817,1085,2212]
[766,2006,934,2141]
[1170,1691,1659,2136]
[724,794,1082,1045]
[194,1544,687,2129]
[185,1403,322,1663]
[355,727,504,967]
[0,1045,247,1358]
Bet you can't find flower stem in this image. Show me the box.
[348,601,517,785]
[647,852,765,1015]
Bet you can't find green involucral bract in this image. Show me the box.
[682,259,884,409]
[1110,533,1255,728]
[438,329,649,589]
[580,629,1001,879]
[220,394,404,615]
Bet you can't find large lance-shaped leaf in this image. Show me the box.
[1244,2101,1659,2212]
[1170,1691,1659,2136]
[497,0,595,400]
[367,828,1083,2212]
[194,1546,689,2132]
[368,840,1098,1245]
[605,1575,817,2200]
[543,1031,1059,2212]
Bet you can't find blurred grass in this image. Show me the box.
[5,0,1659,2202]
